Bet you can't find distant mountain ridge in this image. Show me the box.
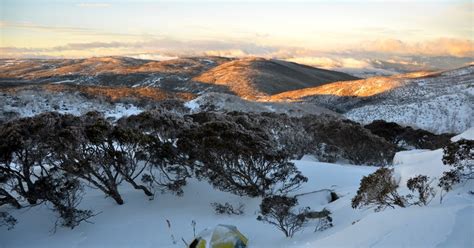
[0,56,357,99]
[193,57,358,99]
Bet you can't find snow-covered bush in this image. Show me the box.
[406,175,435,206]
[211,202,244,215]
[257,195,309,238]
[439,139,474,194]
[351,168,406,211]
[0,212,16,230]
[312,209,333,232]
[304,208,333,232]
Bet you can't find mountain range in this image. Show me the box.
[0,56,472,134]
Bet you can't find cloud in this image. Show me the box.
[285,57,340,68]
[203,49,249,57]
[357,38,474,57]
[1,36,472,71]
[0,38,278,61]
[285,56,371,69]
[126,54,178,61]
[11,38,277,57]
[76,3,111,8]
[55,41,130,50]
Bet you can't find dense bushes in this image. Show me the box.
[178,117,307,197]
[0,110,305,230]
[182,112,398,165]
[364,120,453,150]
[0,111,194,229]
[304,118,397,165]
[0,113,95,228]
[0,109,403,231]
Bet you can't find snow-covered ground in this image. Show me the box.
[1,132,473,247]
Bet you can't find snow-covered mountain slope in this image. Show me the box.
[0,88,143,122]
[1,132,472,247]
[266,71,432,101]
[262,66,472,134]
[345,66,473,134]
[184,92,340,117]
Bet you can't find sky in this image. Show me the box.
[0,0,473,70]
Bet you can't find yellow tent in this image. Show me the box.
[189,224,248,248]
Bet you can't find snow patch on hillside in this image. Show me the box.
[451,127,474,142]
[184,98,200,111]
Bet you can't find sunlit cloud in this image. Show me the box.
[6,36,470,58]
[203,50,249,57]
[1,36,472,73]
[76,3,111,8]
[357,38,474,57]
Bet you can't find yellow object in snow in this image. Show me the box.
[189,224,248,248]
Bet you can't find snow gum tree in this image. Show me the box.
[352,167,406,211]
[0,113,93,229]
[438,139,473,201]
[55,112,125,205]
[117,111,190,196]
[178,120,307,197]
[406,175,435,206]
[257,195,309,238]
